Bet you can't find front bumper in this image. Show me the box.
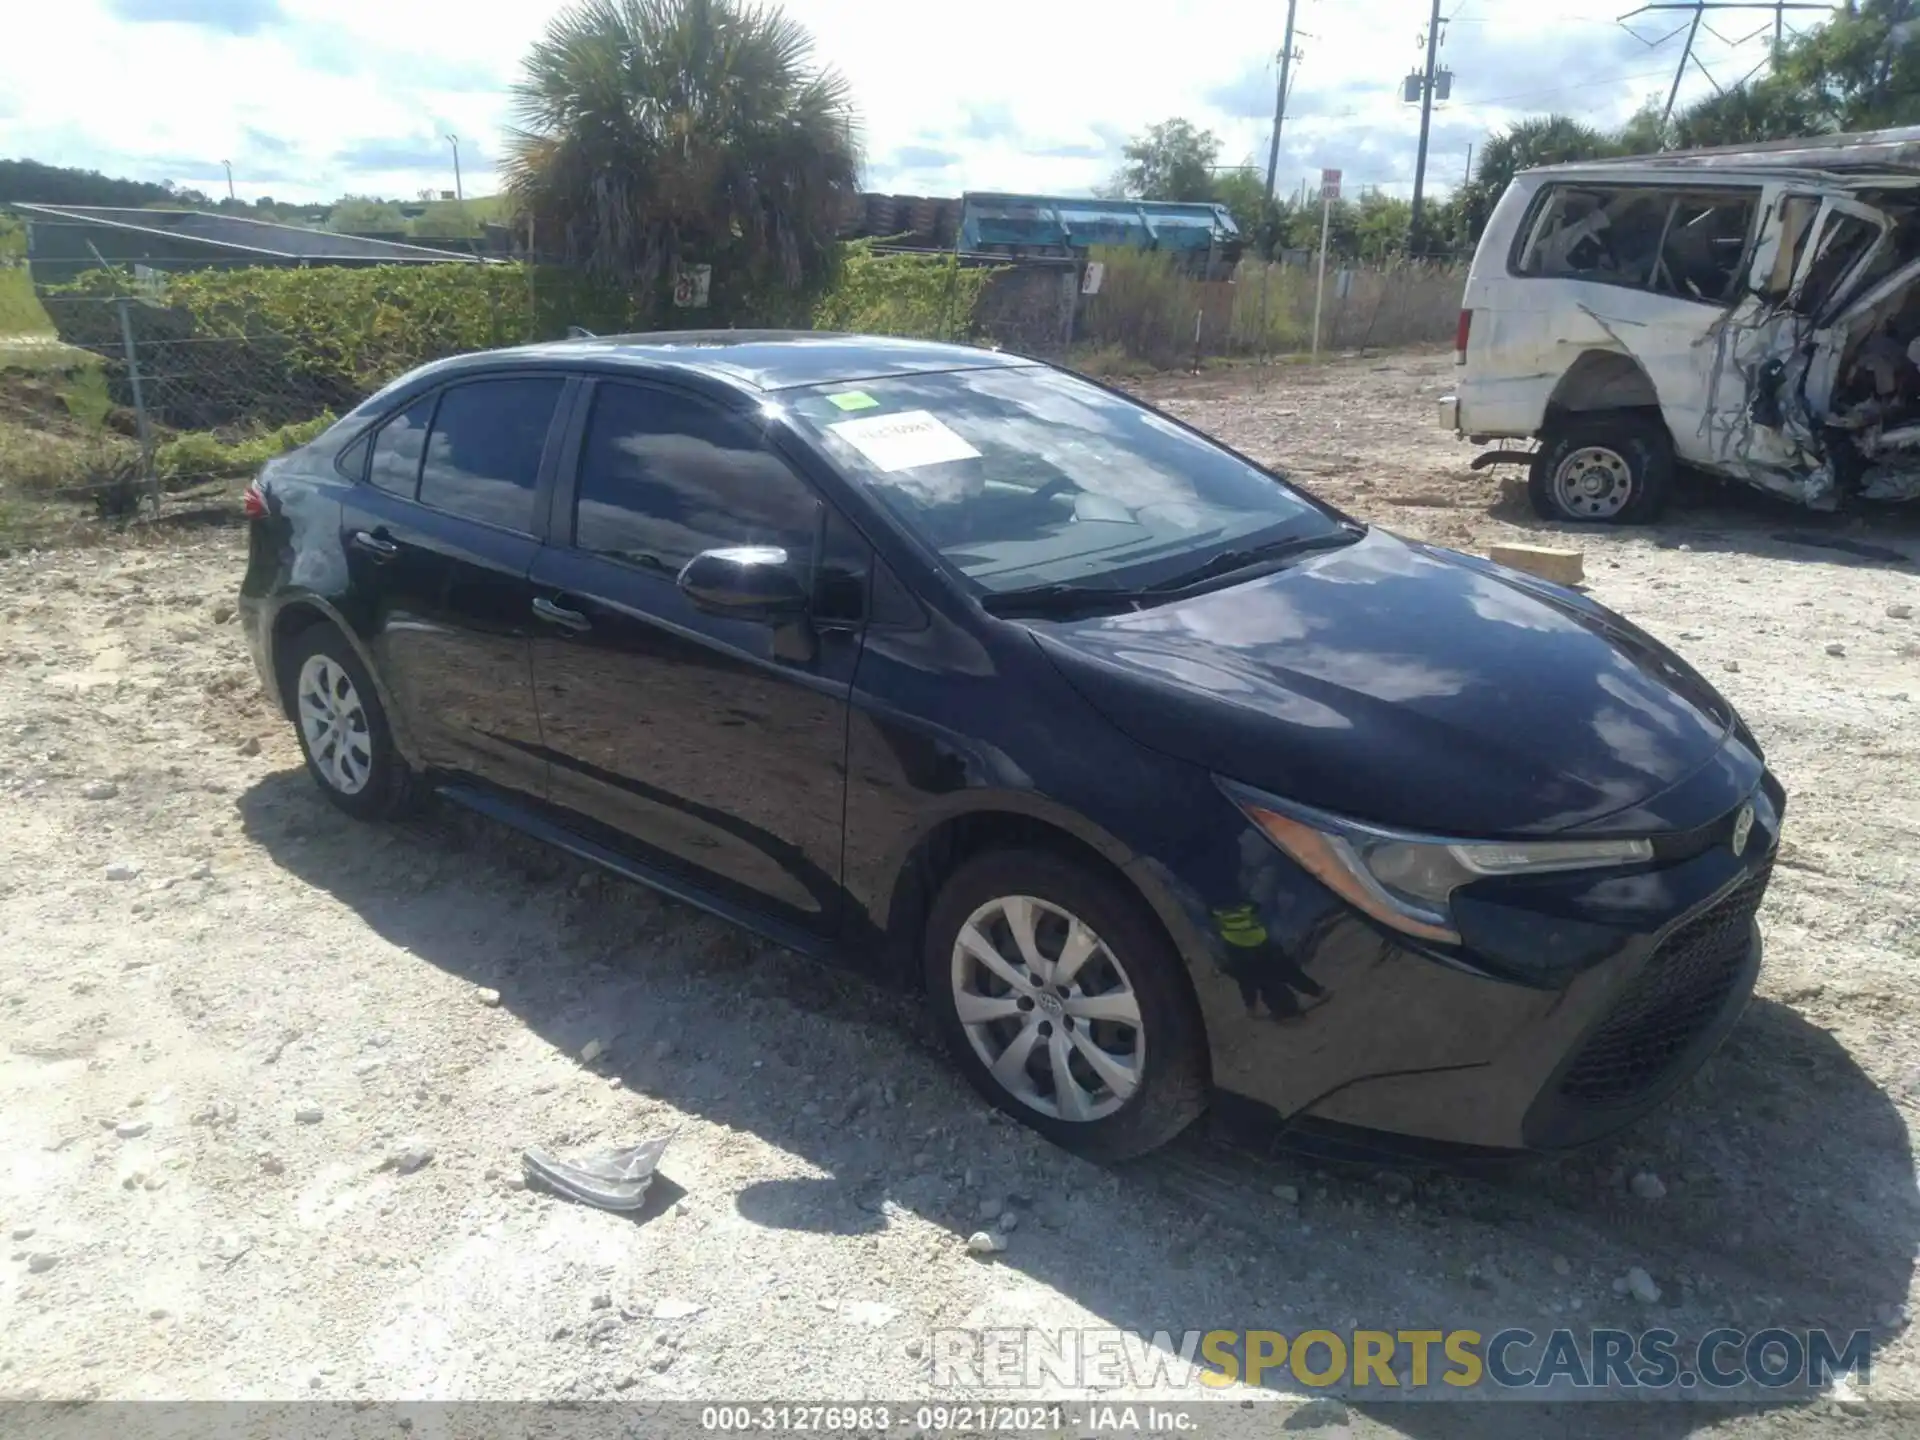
[1301,880,1765,1151]
[1153,767,1783,1154]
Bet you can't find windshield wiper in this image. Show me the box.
[980,582,1158,618]
[1145,524,1365,593]
[980,524,1366,620]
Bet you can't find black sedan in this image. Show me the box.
[238,332,1783,1160]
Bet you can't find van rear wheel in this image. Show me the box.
[1530,414,1672,524]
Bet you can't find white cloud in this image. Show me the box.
[0,0,1821,204]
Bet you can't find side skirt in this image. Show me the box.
[434,781,845,966]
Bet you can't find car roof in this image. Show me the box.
[1524,125,1920,185]
[472,330,1036,393]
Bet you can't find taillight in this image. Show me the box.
[242,479,267,519]
[1454,308,1472,364]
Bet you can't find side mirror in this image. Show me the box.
[676,546,808,621]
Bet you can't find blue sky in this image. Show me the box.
[0,0,1818,204]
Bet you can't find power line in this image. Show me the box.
[1615,2,1829,128]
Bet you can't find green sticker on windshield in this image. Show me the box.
[827,390,880,411]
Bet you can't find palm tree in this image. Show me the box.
[505,0,861,302]
[1456,116,1617,243]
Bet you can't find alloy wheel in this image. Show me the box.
[297,653,374,796]
[1551,444,1634,519]
[949,894,1144,1122]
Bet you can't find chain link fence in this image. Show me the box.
[1,217,1465,538]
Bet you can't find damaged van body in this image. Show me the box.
[1441,126,1920,521]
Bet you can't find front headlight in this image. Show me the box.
[1220,780,1653,945]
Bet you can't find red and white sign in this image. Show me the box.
[1320,169,1342,202]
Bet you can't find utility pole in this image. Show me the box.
[1407,0,1446,255]
[446,134,463,203]
[1264,0,1302,204]
[221,160,234,202]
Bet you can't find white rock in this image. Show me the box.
[294,1105,324,1125]
[652,1298,705,1320]
[1831,1374,1868,1415]
[474,987,502,1007]
[115,1119,151,1139]
[389,1143,434,1174]
[589,1292,612,1310]
[80,780,118,800]
[1724,660,1741,673]
[1630,1171,1667,1201]
[1552,1255,1571,1277]
[998,1211,1019,1232]
[965,1230,1006,1256]
[580,1039,606,1064]
[104,861,141,882]
[27,1252,59,1273]
[1826,642,1847,657]
[1888,603,1914,620]
[842,1300,900,1328]
[1625,1267,1662,1304]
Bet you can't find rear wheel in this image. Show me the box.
[923,849,1207,1160]
[280,620,416,821]
[1529,413,1672,524]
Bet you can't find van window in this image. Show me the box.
[1796,212,1881,316]
[1758,194,1822,298]
[1515,184,1756,303]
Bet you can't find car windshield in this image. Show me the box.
[784,365,1346,594]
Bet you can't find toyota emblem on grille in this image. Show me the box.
[1730,803,1755,857]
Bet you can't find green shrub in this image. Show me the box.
[812,241,998,340]
[154,411,337,482]
[37,244,1003,434]
[41,263,643,430]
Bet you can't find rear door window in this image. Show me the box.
[417,377,564,533]
[366,396,435,497]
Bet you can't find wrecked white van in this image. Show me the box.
[1441,127,1920,521]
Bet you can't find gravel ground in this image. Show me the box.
[2,349,1918,1435]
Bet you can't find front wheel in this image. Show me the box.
[923,849,1207,1160]
[1529,413,1673,524]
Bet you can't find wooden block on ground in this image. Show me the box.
[1487,543,1584,586]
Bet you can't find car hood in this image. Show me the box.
[1029,528,1736,836]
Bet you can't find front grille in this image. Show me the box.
[1556,865,1771,1106]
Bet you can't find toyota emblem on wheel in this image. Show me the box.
[1731,803,1755,857]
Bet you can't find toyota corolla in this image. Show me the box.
[238,333,1783,1160]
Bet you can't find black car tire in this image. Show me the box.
[1529,412,1672,524]
[924,848,1207,1160]
[279,620,417,822]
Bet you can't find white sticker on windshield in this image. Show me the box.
[828,409,980,472]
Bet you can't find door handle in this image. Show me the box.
[351,529,399,561]
[532,595,591,633]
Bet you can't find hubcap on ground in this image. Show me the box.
[1551,445,1634,518]
[950,894,1144,1122]
[297,654,373,796]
